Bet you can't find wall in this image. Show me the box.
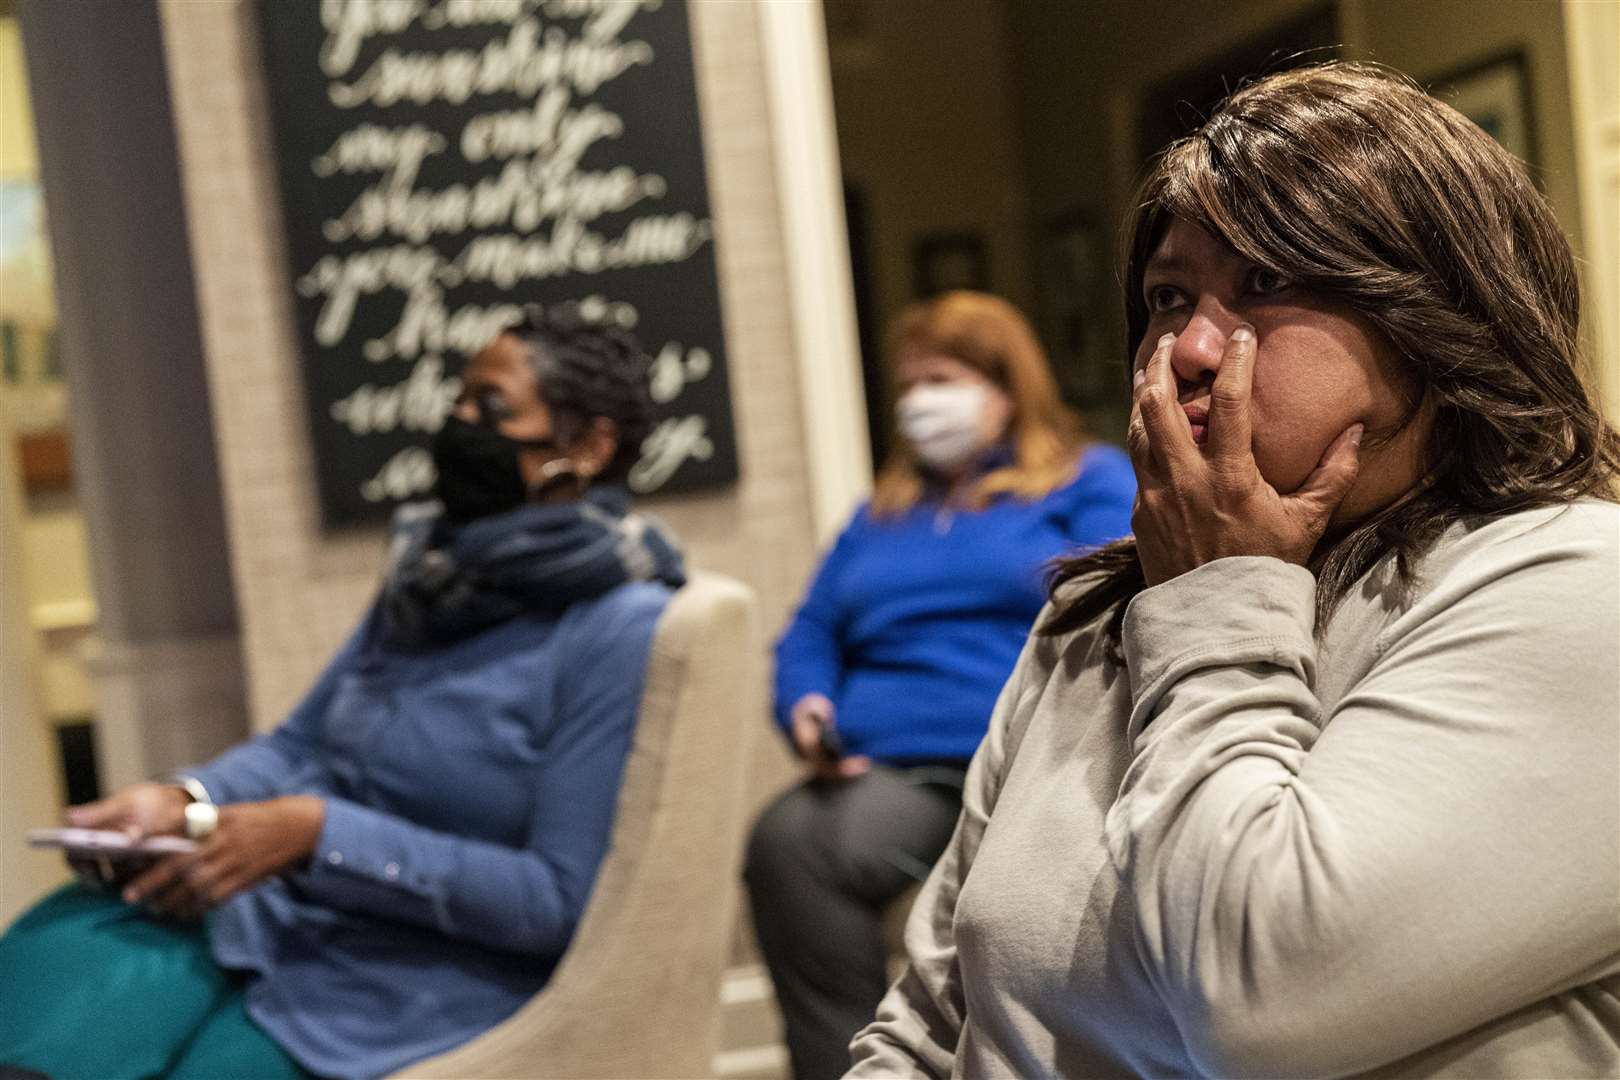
[1350,0,1582,261]
[0,18,32,174]
[0,19,67,888]
[825,0,1035,428]
[0,13,93,725]
[0,400,65,925]
[1563,0,1620,424]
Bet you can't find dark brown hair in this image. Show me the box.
[1044,61,1619,647]
[873,291,1084,516]
[508,304,655,484]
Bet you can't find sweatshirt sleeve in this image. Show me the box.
[846,627,1050,1077]
[185,611,375,804]
[1106,512,1620,1079]
[292,590,659,957]
[772,507,868,732]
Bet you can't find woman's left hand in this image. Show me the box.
[123,796,326,919]
[1127,327,1363,587]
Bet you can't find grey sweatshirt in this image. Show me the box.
[848,501,1620,1079]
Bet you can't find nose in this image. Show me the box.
[1169,298,1242,386]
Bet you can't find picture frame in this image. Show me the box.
[913,232,989,298]
[1034,209,1117,408]
[1425,50,1538,170]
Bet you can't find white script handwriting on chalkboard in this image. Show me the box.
[297,4,708,385]
[269,0,735,518]
[630,414,712,494]
[320,1,653,85]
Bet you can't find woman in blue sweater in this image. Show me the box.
[0,308,684,1080]
[745,291,1135,1080]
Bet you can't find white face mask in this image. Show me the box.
[896,382,992,473]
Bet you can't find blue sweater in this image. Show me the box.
[774,445,1136,765]
[191,581,670,1079]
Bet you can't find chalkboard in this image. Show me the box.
[255,0,738,527]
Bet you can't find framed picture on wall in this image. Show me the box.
[1035,210,1116,408]
[913,232,989,298]
[1426,50,1538,170]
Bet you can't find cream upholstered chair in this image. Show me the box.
[398,571,762,1079]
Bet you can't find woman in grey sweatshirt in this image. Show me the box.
[849,62,1620,1079]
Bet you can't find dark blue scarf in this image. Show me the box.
[380,485,686,648]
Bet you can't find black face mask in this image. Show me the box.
[431,415,558,525]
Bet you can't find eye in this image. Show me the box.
[475,389,512,427]
[1145,283,1186,314]
[1248,266,1294,296]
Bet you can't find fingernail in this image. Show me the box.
[1158,332,1175,348]
[1350,423,1365,446]
[122,888,137,903]
[1133,368,1146,389]
[1231,325,1255,343]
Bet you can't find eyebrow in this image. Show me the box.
[1142,252,1197,277]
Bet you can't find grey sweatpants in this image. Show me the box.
[744,766,964,1080]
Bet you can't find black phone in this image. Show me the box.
[816,722,845,760]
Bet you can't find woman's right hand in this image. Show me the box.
[790,694,870,780]
[65,782,190,841]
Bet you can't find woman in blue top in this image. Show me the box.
[0,308,685,1080]
[745,291,1135,1080]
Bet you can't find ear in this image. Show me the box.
[571,417,620,478]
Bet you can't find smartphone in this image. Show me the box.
[27,827,196,859]
[816,722,845,760]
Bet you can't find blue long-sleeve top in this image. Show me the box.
[774,444,1135,765]
[188,580,671,1080]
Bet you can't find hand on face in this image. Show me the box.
[1127,327,1363,587]
[122,796,326,920]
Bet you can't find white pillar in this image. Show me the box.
[758,0,873,542]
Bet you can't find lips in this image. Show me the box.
[1181,402,1209,445]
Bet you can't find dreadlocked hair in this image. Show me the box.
[1042,61,1620,657]
[508,303,657,483]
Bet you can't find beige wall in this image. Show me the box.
[0,15,94,725]
[1009,0,1340,237]
[0,18,35,176]
[1351,0,1582,260]
[826,0,1034,421]
[1564,0,1620,423]
[0,405,67,926]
